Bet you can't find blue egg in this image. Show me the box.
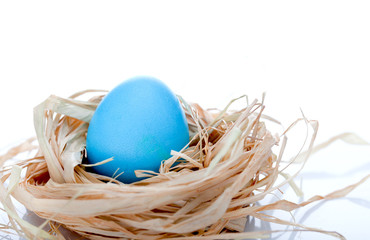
[86,76,189,183]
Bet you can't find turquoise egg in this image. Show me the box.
[86,76,189,183]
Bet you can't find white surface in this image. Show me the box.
[0,1,369,239]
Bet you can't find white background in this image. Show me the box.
[0,1,369,240]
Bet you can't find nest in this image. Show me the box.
[1,90,367,240]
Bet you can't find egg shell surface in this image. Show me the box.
[86,76,189,183]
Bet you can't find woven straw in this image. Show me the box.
[1,90,368,240]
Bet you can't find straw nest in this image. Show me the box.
[1,90,368,240]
